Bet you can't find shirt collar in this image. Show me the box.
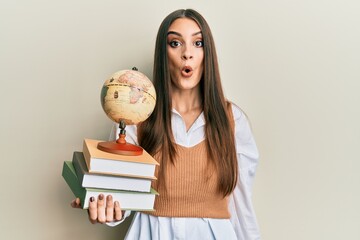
[171,108,206,131]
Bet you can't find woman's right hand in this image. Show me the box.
[70,194,123,224]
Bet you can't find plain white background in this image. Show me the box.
[1,0,359,239]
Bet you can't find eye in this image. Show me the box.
[194,40,203,47]
[169,40,181,48]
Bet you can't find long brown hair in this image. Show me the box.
[138,9,238,197]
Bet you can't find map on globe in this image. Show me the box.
[101,69,156,125]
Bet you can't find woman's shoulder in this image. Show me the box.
[227,101,246,121]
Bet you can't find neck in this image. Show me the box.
[171,88,203,132]
[172,89,203,114]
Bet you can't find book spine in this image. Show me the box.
[82,140,92,171]
[72,152,85,186]
[62,161,86,208]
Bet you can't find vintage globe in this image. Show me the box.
[100,68,156,125]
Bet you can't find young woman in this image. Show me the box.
[72,9,260,240]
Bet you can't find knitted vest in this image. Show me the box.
[142,141,230,219]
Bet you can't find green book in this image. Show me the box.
[62,161,158,210]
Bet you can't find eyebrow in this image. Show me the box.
[167,31,202,37]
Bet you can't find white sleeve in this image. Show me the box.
[228,104,261,240]
[110,123,138,144]
[105,210,132,227]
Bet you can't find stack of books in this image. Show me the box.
[62,138,159,211]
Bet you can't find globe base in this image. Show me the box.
[97,141,143,156]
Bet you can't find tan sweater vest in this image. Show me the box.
[142,141,230,219]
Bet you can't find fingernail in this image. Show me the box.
[90,197,95,202]
[99,194,104,200]
[114,201,119,206]
[107,195,112,201]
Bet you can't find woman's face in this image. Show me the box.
[166,18,204,93]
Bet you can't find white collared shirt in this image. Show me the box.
[109,103,261,240]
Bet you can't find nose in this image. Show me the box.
[181,45,193,60]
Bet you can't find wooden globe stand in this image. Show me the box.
[97,120,143,156]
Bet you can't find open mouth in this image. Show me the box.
[181,66,193,77]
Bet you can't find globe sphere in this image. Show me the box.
[100,69,156,125]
